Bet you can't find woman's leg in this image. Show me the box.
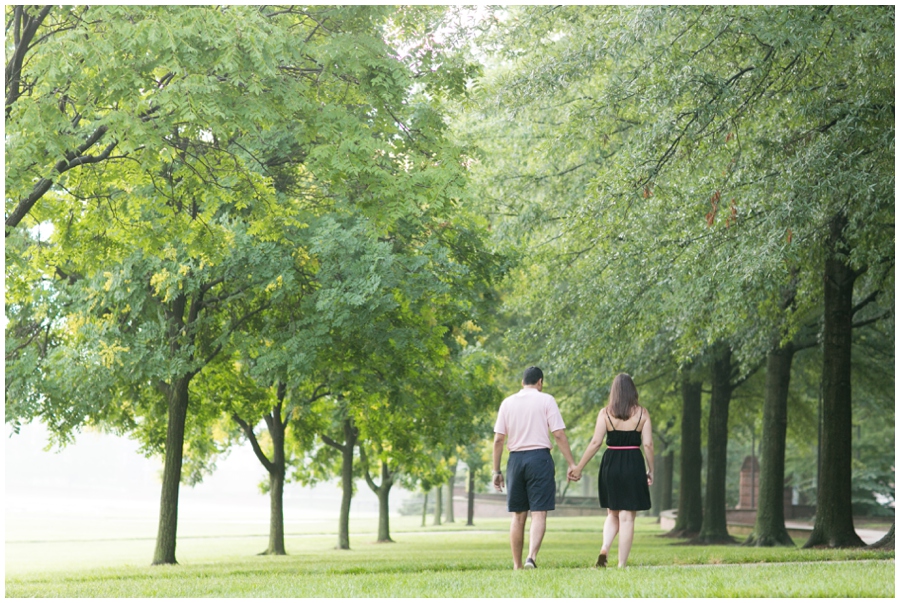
[600,509,619,556]
[617,510,636,567]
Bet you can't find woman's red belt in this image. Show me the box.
[606,446,640,450]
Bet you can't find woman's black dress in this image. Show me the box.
[598,410,651,511]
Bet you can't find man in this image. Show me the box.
[493,366,578,570]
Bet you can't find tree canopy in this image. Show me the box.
[6,4,893,559]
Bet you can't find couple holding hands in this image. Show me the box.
[492,368,654,570]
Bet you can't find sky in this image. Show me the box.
[5,419,415,545]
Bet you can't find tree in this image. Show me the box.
[230,382,290,555]
[869,524,895,551]
[805,215,866,548]
[6,5,490,565]
[359,349,502,541]
[444,459,458,524]
[223,374,331,556]
[695,345,752,544]
[744,342,796,546]
[322,413,360,550]
[741,277,814,547]
[12,219,299,565]
[462,6,892,548]
[670,370,704,536]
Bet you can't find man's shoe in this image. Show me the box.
[595,553,607,568]
[524,557,536,569]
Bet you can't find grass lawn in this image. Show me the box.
[6,517,894,597]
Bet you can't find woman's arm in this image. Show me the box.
[571,409,608,479]
[641,411,655,485]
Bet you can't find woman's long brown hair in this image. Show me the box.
[607,373,639,420]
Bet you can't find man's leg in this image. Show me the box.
[527,510,547,562]
[523,449,555,568]
[510,511,528,569]
[617,510,636,568]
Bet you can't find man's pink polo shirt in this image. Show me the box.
[494,387,566,452]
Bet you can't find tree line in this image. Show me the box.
[6,5,506,564]
[456,5,893,548]
[5,5,893,566]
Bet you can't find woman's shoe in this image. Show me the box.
[595,553,607,568]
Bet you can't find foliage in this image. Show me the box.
[469,4,892,374]
[5,4,507,565]
[455,4,893,516]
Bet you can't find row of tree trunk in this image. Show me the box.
[149,216,887,562]
[424,472,472,528]
[666,213,885,548]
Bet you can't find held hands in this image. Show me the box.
[567,465,582,482]
[646,470,654,486]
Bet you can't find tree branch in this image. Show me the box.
[6,5,53,114]
[792,337,819,352]
[321,433,346,453]
[187,300,272,379]
[731,360,762,391]
[232,412,275,473]
[852,311,892,330]
[285,384,331,419]
[6,126,117,234]
[358,444,380,494]
[54,265,82,284]
[852,289,882,316]
[634,371,671,389]
[199,276,226,295]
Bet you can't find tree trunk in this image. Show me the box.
[696,346,736,544]
[445,463,457,523]
[152,377,190,565]
[805,214,865,548]
[375,462,394,543]
[650,447,663,518]
[651,442,674,519]
[264,391,287,555]
[337,418,357,550]
[868,522,894,550]
[267,470,286,554]
[421,490,429,527]
[661,449,674,513]
[361,451,395,544]
[467,467,475,526]
[745,343,795,547]
[433,485,442,526]
[669,373,703,536]
[232,386,288,556]
[318,417,359,550]
[376,485,393,543]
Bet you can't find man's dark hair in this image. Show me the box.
[523,366,544,385]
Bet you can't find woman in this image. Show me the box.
[569,373,654,568]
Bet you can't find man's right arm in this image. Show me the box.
[492,432,506,491]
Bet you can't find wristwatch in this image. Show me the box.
[493,471,502,476]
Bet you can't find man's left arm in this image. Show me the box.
[547,398,577,474]
[552,429,578,476]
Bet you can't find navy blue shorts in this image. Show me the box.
[506,448,556,512]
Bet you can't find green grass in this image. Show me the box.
[6,517,894,597]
